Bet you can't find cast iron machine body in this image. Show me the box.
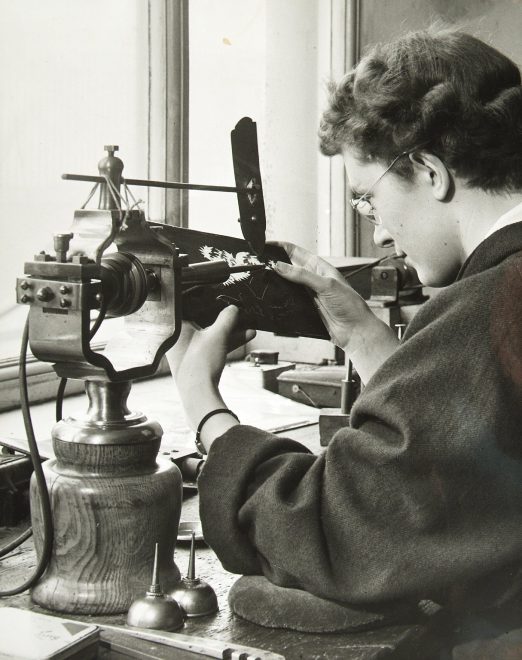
[14,132,265,615]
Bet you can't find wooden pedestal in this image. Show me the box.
[29,381,183,615]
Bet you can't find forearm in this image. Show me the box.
[182,383,239,453]
[344,317,399,384]
[166,346,239,453]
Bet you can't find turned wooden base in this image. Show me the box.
[29,380,183,615]
[30,457,182,614]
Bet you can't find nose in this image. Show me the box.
[373,224,394,249]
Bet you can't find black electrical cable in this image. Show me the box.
[55,377,67,424]
[0,315,54,596]
[0,527,33,559]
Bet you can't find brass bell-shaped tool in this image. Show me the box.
[170,532,219,617]
[127,543,185,631]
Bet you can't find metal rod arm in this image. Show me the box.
[62,173,260,195]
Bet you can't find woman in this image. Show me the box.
[167,29,522,617]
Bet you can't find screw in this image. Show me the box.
[20,281,29,290]
[60,298,71,308]
[21,294,30,303]
[36,287,54,302]
[380,271,389,280]
[59,285,71,294]
[72,255,90,264]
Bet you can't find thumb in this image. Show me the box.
[274,261,330,294]
[212,304,240,334]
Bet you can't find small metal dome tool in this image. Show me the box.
[170,532,219,617]
[126,543,185,631]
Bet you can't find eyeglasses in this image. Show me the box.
[349,150,411,226]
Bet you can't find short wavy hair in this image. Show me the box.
[319,29,522,192]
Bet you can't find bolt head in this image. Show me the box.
[72,255,90,264]
[36,287,54,302]
[35,252,53,262]
[60,298,71,308]
[59,285,70,294]
[21,294,30,304]
[20,281,29,290]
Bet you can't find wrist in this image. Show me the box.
[343,318,399,384]
[195,408,240,455]
[182,386,226,431]
[343,314,392,354]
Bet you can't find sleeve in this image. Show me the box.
[198,272,522,608]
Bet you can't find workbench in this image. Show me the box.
[0,366,449,659]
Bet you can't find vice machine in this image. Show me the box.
[2,118,424,616]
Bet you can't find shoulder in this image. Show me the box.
[405,251,522,340]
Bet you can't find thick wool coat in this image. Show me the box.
[199,223,522,614]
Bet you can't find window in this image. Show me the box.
[0,0,187,409]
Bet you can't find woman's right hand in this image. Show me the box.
[273,242,374,349]
[273,242,399,383]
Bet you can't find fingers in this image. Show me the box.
[227,328,257,353]
[204,305,256,353]
[269,240,345,283]
[212,304,240,334]
[268,240,315,268]
[204,304,242,342]
[274,260,335,294]
[267,240,295,252]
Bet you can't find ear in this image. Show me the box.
[408,151,451,201]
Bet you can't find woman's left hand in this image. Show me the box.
[166,305,256,428]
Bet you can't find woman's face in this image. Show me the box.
[342,148,463,287]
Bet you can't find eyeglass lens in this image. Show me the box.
[351,198,380,225]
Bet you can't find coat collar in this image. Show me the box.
[457,222,522,280]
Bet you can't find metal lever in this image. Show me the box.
[62,173,260,195]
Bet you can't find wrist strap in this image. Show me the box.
[195,408,239,455]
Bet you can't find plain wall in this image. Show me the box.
[0,0,149,356]
[188,0,321,252]
[0,2,149,308]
